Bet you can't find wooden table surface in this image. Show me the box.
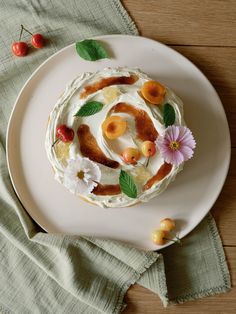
[122,1,236,313]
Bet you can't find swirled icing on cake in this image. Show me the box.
[45,67,186,208]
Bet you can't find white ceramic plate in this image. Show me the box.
[6,35,230,250]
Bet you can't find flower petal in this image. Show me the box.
[167,125,180,141]
[162,150,175,164]
[179,145,194,160]
[176,126,188,141]
[182,137,196,149]
[63,156,101,195]
[169,150,184,166]
[177,126,196,149]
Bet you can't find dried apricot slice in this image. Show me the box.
[102,115,127,140]
[141,80,166,105]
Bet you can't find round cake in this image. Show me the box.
[45,67,195,208]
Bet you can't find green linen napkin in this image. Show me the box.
[0,1,230,313]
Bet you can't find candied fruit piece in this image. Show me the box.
[55,141,71,165]
[110,102,158,141]
[102,115,127,140]
[102,86,121,104]
[77,124,119,168]
[132,165,151,183]
[141,80,166,105]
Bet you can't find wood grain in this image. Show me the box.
[124,247,236,313]
[212,148,236,246]
[169,46,236,146]
[122,0,236,313]
[123,0,236,46]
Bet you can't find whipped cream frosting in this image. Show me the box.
[45,67,185,208]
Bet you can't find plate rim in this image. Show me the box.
[6,34,231,250]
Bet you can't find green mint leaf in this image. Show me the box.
[119,170,137,199]
[74,101,103,117]
[163,103,176,127]
[75,39,109,61]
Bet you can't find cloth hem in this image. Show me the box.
[169,285,231,305]
[155,254,169,307]
[168,213,231,305]
[206,214,231,289]
[83,238,165,312]
[111,0,139,36]
[113,252,159,314]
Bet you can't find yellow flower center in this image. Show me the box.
[169,141,180,151]
[77,171,85,180]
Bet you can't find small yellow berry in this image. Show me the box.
[141,141,156,157]
[160,218,175,232]
[152,229,167,245]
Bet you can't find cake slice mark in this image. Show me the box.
[80,75,138,99]
[92,183,121,195]
[143,162,172,191]
[77,124,119,169]
[110,102,158,142]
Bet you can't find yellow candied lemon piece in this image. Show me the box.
[102,86,121,105]
[131,165,152,183]
[55,141,71,165]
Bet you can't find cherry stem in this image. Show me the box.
[145,157,150,167]
[19,25,24,41]
[21,24,33,36]
[52,138,60,148]
[163,236,182,246]
[137,161,144,166]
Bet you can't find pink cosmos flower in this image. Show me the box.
[156,125,196,166]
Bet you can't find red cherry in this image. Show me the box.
[31,33,44,48]
[12,42,28,57]
[56,125,74,142]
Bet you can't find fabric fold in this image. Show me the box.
[138,214,231,306]
[1,136,164,314]
[162,214,231,304]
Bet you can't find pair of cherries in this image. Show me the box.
[12,24,44,57]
